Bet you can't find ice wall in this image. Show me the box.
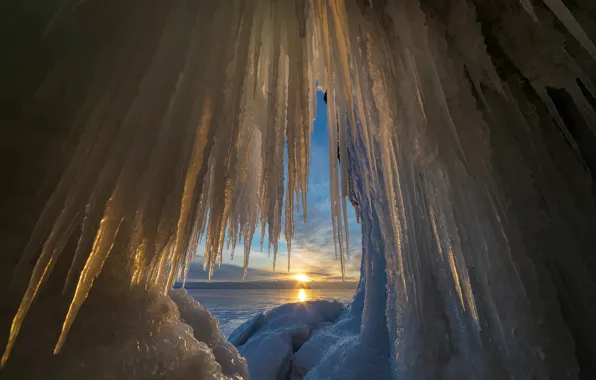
[346,2,596,378]
[2,0,596,379]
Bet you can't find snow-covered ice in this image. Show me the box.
[229,300,344,379]
[170,288,248,378]
[229,281,392,380]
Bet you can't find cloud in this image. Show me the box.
[185,256,278,282]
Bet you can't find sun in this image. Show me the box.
[295,273,311,283]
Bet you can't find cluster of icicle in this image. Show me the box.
[3,0,353,366]
[342,0,596,378]
[5,0,596,377]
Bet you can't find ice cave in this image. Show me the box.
[3,0,596,379]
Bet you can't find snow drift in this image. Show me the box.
[229,300,343,379]
[229,284,392,380]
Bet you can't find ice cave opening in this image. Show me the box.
[3,0,596,379]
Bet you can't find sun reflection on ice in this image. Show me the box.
[297,289,308,302]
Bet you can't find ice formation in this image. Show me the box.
[228,300,344,379]
[169,288,249,379]
[0,283,246,379]
[3,0,596,379]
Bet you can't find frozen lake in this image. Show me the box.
[188,288,355,336]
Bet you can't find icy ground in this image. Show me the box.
[169,289,249,379]
[228,298,391,380]
[187,289,356,335]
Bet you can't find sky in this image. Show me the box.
[187,91,362,282]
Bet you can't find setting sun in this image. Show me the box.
[295,273,311,283]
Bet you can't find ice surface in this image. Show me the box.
[292,285,391,380]
[229,273,392,380]
[170,288,248,378]
[9,285,246,379]
[229,300,344,379]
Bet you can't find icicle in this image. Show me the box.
[55,207,123,354]
[9,2,596,376]
[542,0,596,60]
[1,211,80,366]
[519,0,540,22]
[167,95,213,290]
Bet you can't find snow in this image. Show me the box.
[170,288,248,378]
[15,286,247,379]
[229,300,344,379]
[228,280,392,380]
[291,287,391,380]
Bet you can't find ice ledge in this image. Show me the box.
[229,299,391,380]
[229,300,344,380]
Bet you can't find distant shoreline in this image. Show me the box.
[177,280,358,290]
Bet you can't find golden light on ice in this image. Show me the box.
[295,273,310,283]
[298,289,308,302]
